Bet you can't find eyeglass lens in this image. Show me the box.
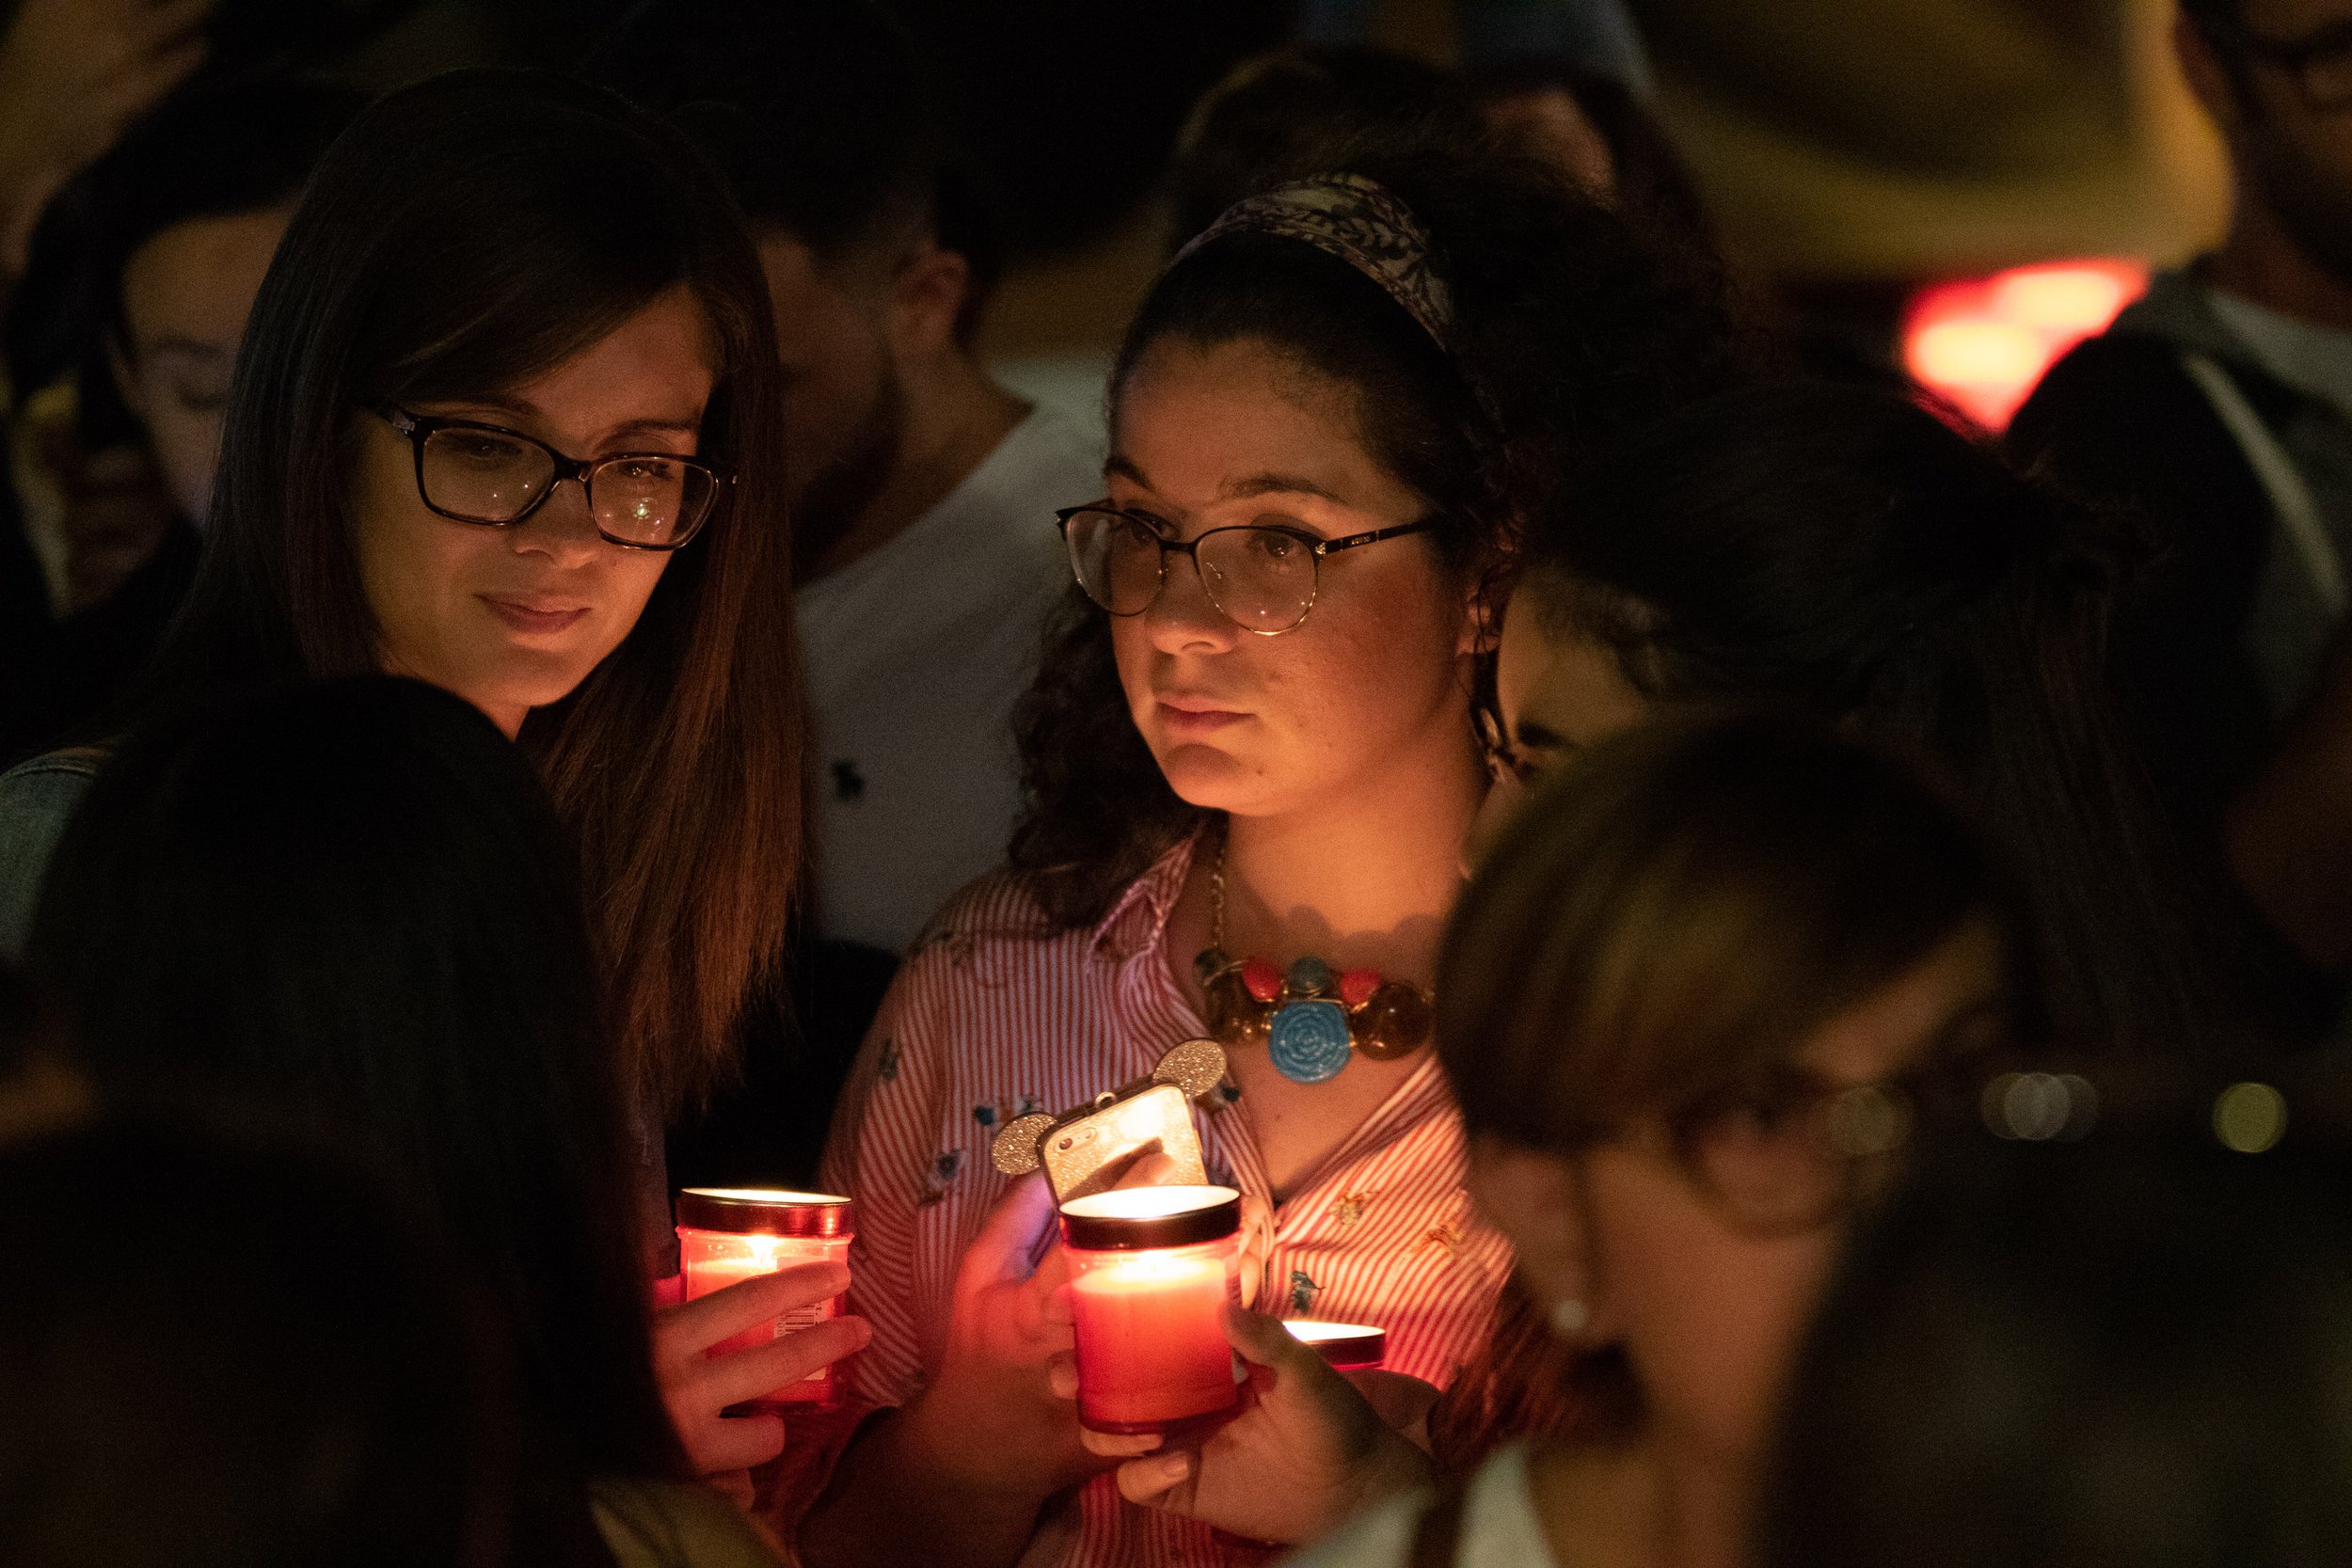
[421,426,714,546]
[1672,1083,1909,1234]
[1064,508,1317,632]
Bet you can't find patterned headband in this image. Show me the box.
[1169,174,1454,350]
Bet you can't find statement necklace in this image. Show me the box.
[1192,836,1436,1085]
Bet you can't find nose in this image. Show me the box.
[1144,546,1240,655]
[511,475,603,567]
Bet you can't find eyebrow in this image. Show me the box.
[447,392,703,442]
[1219,471,1346,504]
[1102,454,1348,507]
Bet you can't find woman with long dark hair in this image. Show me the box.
[802,146,1743,1568]
[18,676,842,1565]
[0,70,801,1134]
[0,64,829,1502]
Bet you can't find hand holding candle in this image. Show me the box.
[1092,1304,1436,1545]
[653,1260,873,1477]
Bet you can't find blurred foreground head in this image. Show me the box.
[1766,1080,2352,1568]
[1433,713,2038,1464]
[0,1112,506,1568]
[23,675,679,1483]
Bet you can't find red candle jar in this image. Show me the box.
[675,1187,855,1410]
[1282,1320,1388,1371]
[1059,1185,1245,1435]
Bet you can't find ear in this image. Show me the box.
[2175,10,2242,135]
[105,330,149,425]
[1466,1134,1598,1332]
[888,240,973,361]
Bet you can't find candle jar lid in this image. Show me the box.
[675,1187,855,1237]
[1059,1184,1242,1250]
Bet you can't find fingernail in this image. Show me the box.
[1156,1452,1192,1483]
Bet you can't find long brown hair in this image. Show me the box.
[131,71,799,1116]
[1008,143,1748,928]
[1427,713,2042,1465]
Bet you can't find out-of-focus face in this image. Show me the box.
[1468,582,1654,860]
[1104,334,1475,820]
[350,285,713,736]
[756,230,903,535]
[110,207,291,525]
[1572,924,2004,1467]
[2200,0,2352,285]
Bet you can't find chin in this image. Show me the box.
[468,657,602,719]
[1153,741,1271,815]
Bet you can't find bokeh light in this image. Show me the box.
[1903,260,2149,432]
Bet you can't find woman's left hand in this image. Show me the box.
[1054,1303,1436,1544]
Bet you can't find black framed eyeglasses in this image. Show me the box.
[2203,11,2352,111]
[1056,504,1438,636]
[371,404,730,551]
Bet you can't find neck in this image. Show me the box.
[1216,722,1484,986]
[2208,198,2352,332]
[1531,1428,1755,1568]
[1646,1439,1755,1568]
[805,351,1029,581]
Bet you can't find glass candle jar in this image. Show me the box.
[1283,1320,1388,1371]
[1059,1184,1245,1435]
[675,1187,855,1410]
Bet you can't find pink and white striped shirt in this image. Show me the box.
[816,834,1512,1568]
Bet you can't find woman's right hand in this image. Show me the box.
[892,1174,1138,1497]
[653,1261,871,1477]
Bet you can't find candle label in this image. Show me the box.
[675,1227,853,1391]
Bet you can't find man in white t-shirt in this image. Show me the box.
[604,0,1101,960]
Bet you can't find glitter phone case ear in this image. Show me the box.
[992,1038,1229,1203]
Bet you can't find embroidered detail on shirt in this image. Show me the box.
[1333,1192,1374,1229]
[1422,1222,1462,1254]
[1290,1270,1319,1313]
[918,1148,964,1208]
[877,1039,902,1084]
[972,1095,1041,1129]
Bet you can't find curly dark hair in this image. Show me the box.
[1007,142,1751,929]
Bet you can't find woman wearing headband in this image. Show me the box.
[795,149,1744,1568]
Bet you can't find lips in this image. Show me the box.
[480,594,590,635]
[1155,695,1248,736]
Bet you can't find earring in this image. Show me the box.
[1549,1297,1589,1338]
